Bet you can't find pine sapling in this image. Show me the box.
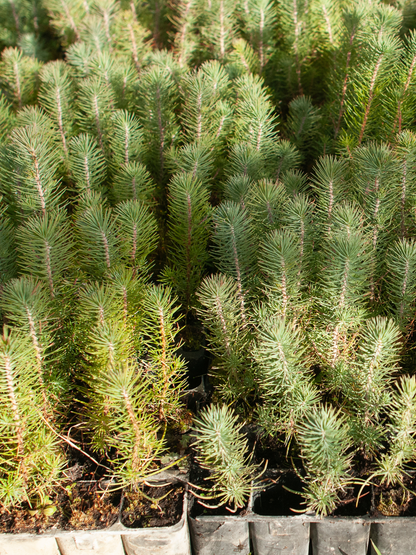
[297,405,354,517]
[196,274,255,405]
[163,172,212,311]
[192,404,260,511]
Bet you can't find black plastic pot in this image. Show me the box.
[369,517,416,555]
[249,515,311,555]
[187,493,250,555]
[249,475,311,555]
[189,514,250,555]
[310,517,370,555]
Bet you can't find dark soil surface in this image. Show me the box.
[0,455,185,533]
[0,477,120,534]
[121,484,184,528]
[372,473,416,517]
[332,484,371,517]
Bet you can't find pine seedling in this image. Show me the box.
[341,34,401,146]
[281,193,315,284]
[3,121,62,217]
[114,199,158,272]
[109,109,143,168]
[108,59,139,111]
[330,200,366,237]
[286,96,321,161]
[163,172,212,311]
[226,38,260,77]
[0,46,41,109]
[16,209,73,299]
[347,317,401,450]
[247,179,288,237]
[86,317,134,369]
[258,229,303,317]
[0,326,63,507]
[386,30,416,138]
[92,0,120,52]
[311,203,369,376]
[196,274,255,405]
[169,0,198,67]
[297,405,354,517]
[87,51,117,94]
[365,3,402,41]
[265,140,301,184]
[111,161,155,204]
[319,229,370,311]
[254,313,318,440]
[308,0,342,54]
[242,0,277,73]
[136,65,179,182]
[68,133,107,196]
[76,75,115,155]
[139,0,171,49]
[328,3,367,140]
[14,104,58,131]
[271,0,310,97]
[167,142,214,182]
[0,277,57,415]
[65,42,95,78]
[192,404,260,511]
[75,201,120,277]
[38,60,75,158]
[212,201,256,320]
[0,0,24,48]
[353,143,400,302]
[311,155,349,234]
[373,375,416,488]
[179,61,233,149]
[233,73,278,156]
[107,266,147,329]
[282,169,309,197]
[112,9,151,72]
[385,238,416,331]
[79,14,111,55]
[42,0,84,45]
[84,360,165,485]
[77,281,123,329]
[227,143,265,180]
[141,284,186,421]
[223,174,253,207]
[197,0,237,62]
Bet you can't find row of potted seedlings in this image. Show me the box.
[2,135,416,554]
[2,0,416,552]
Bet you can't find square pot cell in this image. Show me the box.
[188,492,250,555]
[249,472,311,555]
[370,517,416,555]
[310,518,371,555]
[121,487,191,555]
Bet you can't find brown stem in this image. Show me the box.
[4,355,24,457]
[56,87,68,156]
[358,55,383,146]
[30,149,47,215]
[101,231,111,269]
[26,308,49,417]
